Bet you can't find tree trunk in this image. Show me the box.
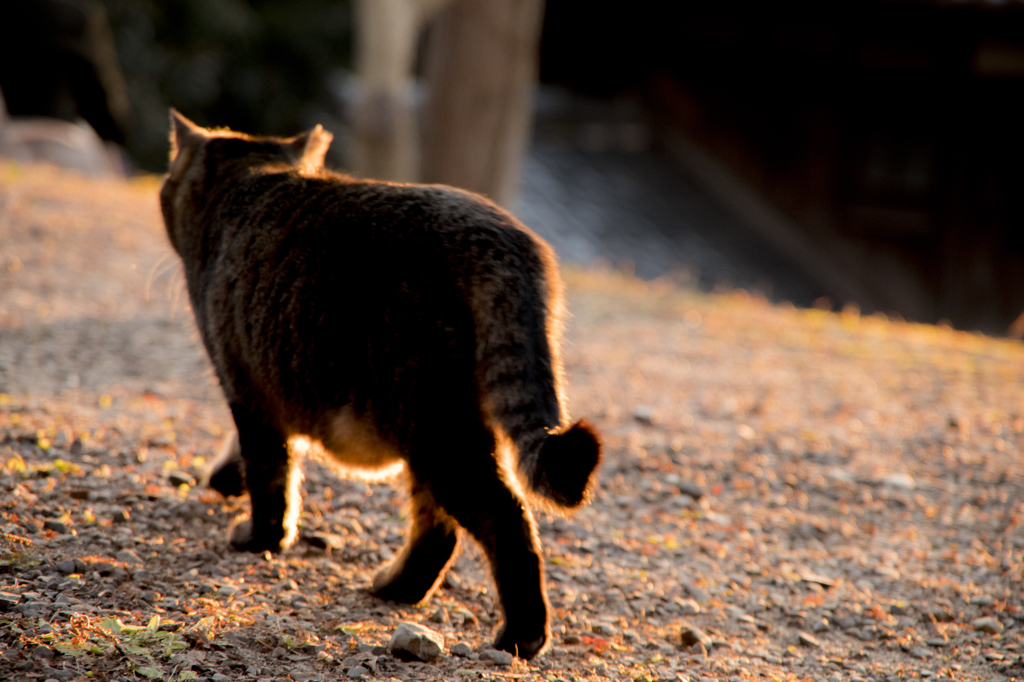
[420,0,545,207]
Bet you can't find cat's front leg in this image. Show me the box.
[228,404,301,552]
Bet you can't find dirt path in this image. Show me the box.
[1,162,1022,682]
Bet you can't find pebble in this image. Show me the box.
[479,649,513,665]
[632,405,655,425]
[797,631,820,648]
[677,482,704,499]
[211,674,230,682]
[680,625,712,648]
[115,549,143,564]
[881,473,916,490]
[387,622,444,662]
[168,471,196,487]
[973,616,1004,634]
[217,585,240,598]
[675,597,701,615]
[563,634,582,645]
[345,666,368,678]
[450,642,475,658]
[32,645,54,659]
[43,520,70,534]
[55,560,76,574]
[306,532,344,550]
[592,622,616,637]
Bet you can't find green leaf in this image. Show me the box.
[54,642,88,657]
[127,644,151,656]
[137,666,165,679]
[99,618,123,635]
[178,672,198,681]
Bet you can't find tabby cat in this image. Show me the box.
[159,111,601,659]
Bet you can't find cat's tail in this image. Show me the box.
[516,420,602,509]
[467,214,602,509]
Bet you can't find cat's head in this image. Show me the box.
[166,109,333,178]
[160,110,333,254]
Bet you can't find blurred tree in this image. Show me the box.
[351,0,453,182]
[96,0,353,171]
[419,0,544,206]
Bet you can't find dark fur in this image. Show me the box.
[159,111,601,659]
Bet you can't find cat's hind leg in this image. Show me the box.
[415,421,550,660]
[203,431,245,497]
[227,404,301,553]
[371,480,459,604]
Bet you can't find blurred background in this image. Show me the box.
[2,0,1023,335]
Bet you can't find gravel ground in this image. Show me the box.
[1,161,1023,682]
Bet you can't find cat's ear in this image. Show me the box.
[169,109,206,161]
[286,124,333,172]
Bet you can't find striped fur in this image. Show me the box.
[159,111,601,660]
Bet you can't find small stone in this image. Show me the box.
[925,638,947,647]
[55,560,76,574]
[970,595,995,606]
[797,631,820,648]
[217,585,239,598]
[677,482,704,500]
[43,520,70,534]
[115,549,143,564]
[345,666,368,679]
[429,606,449,624]
[450,642,475,658]
[812,618,830,633]
[169,471,196,487]
[212,674,231,682]
[881,473,916,490]
[563,633,582,645]
[272,647,287,658]
[973,616,1004,634]
[633,405,655,425]
[680,625,712,648]
[306,532,344,550]
[674,598,701,615]
[112,510,131,524]
[0,592,20,611]
[911,646,933,659]
[479,649,513,665]
[388,622,444,662]
[32,645,54,659]
[687,585,709,603]
[592,622,616,637]
[91,562,114,576]
[799,571,835,588]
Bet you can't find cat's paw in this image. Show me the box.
[229,519,284,553]
[493,627,548,661]
[370,566,434,604]
[208,459,245,497]
[204,431,245,497]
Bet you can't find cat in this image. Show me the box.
[159,110,601,660]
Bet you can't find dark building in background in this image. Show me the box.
[540,0,1024,334]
